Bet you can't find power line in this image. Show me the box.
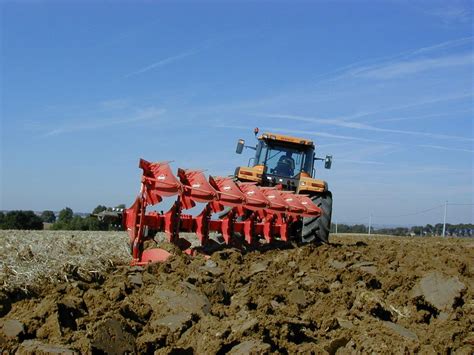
[365,201,473,237]
[442,201,447,237]
[372,204,444,218]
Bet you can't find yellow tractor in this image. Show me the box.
[234,128,333,243]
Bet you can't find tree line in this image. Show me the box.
[331,223,474,237]
[0,205,125,231]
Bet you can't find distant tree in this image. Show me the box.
[50,221,66,230]
[0,211,43,230]
[89,205,109,230]
[69,216,88,230]
[0,212,4,225]
[351,224,368,234]
[41,210,56,223]
[84,216,99,231]
[341,224,352,233]
[424,224,434,235]
[88,215,109,231]
[115,204,126,210]
[58,207,73,223]
[51,204,122,231]
[434,223,443,235]
[411,226,423,236]
[92,205,107,214]
[447,224,457,236]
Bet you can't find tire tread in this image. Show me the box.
[300,192,332,243]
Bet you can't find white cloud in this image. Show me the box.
[312,36,473,84]
[336,159,385,165]
[99,99,131,110]
[370,109,473,123]
[426,5,472,24]
[43,107,165,137]
[347,93,473,121]
[418,144,474,154]
[411,36,473,55]
[350,52,473,80]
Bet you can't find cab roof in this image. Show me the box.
[258,132,314,147]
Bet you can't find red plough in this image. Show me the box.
[122,159,321,265]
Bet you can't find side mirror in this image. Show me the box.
[236,139,245,154]
[324,155,332,169]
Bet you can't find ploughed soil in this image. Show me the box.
[1,232,473,354]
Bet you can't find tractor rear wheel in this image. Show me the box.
[300,192,332,243]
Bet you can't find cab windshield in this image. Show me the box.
[255,141,314,178]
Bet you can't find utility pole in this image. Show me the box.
[442,201,448,237]
[335,218,338,234]
[368,213,372,235]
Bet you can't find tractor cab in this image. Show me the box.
[235,129,332,193]
[254,134,315,178]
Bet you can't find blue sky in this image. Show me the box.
[1,1,473,226]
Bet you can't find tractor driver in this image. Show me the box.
[276,151,295,176]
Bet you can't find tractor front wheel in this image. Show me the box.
[300,192,332,243]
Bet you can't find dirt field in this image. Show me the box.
[0,231,473,354]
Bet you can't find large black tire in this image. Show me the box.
[300,192,332,243]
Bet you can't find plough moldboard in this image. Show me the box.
[122,159,322,265]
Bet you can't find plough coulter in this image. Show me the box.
[122,159,322,265]
[100,129,333,265]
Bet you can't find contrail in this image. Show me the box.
[256,112,474,142]
[125,50,198,78]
